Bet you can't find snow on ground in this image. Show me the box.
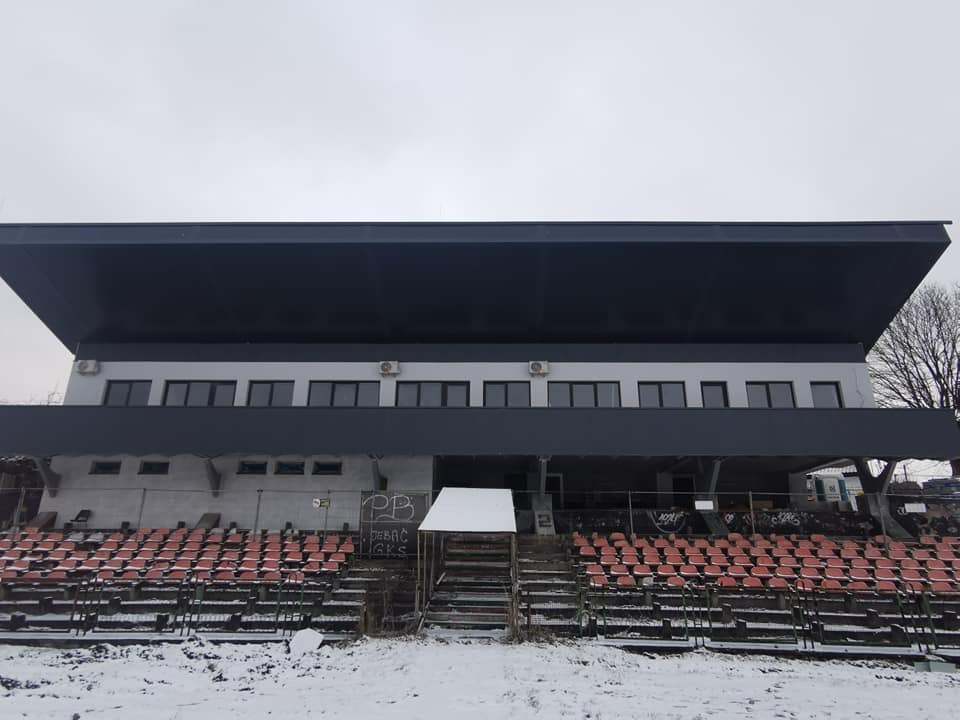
[2,636,959,719]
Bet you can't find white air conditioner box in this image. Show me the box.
[379,360,401,376]
[528,360,550,376]
[74,360,100,376]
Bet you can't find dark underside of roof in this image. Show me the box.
[0,222,949,350]
[0,407,956,472]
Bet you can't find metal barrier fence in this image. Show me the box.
[512,489,960,538]
[2,486,959,542]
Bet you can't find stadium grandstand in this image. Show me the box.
[0,220,959,657]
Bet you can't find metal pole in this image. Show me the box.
[323,489,331,541]
[877,493,887,541]
[12,486,26,531]
[428,533,436,603]
[415,531,421,615]
[627,490,635,539]
[748,490,756,534]
[136,488,147,529]
[253,489,263,533]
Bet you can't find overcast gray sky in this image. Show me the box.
[0,1,958,402]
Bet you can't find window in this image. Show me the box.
[548,382,621,408]
[700,382,729,408]
[247,381,295,407]
[163,381,236,407]
[90,460,121,475]
[638,382,686,408]
[483,382,531,408]
[811,382,843,408]
[313,461,343,475]
[139,461,170,475]
[275,461,305,475]
[396,382,469,407]
[238,460,268,475]
[746,382,796,408]
[308,381,380,407]
[103,381,151,407]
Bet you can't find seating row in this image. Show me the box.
[574,531,960,595]
[582,562,960,594]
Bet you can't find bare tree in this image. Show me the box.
[869,282,960,476]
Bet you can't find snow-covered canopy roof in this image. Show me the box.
[418,487,516,534]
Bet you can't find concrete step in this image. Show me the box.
[446,547,511,557]
[436,577,510,595]
[519,567,574,577]
[431,601,510,610]
[431,591,510,605]
[443,560,511,570]
[425,617,508,630]
[519,561,570,571]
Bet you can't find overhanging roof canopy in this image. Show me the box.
[0,221,950,349]
[419,488,516,534]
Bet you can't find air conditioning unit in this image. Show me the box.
[528,360,550,376]
[379,360,401,376]
[74,359,100,376]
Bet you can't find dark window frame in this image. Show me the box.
[163,380,237,407]
[746,381,796,409]
[810,381,844,408]
[547,382,621,408]
[102,380,152,407]
[308,380,380,407]
[246,381,295,407]
[138,460,170,475]
[237,460,268,475]
[700,381,730,408]
[637,381,687,408]
[90,460,122,475]
[483,381,532,408]
[312,461,343,476]
[275,460,306,475]
[395,381,470,408]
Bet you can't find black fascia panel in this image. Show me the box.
[0,221,949,350]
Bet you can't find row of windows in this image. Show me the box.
[103,379,844,409]
[89,459,344,476]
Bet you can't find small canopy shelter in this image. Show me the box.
[416,488,518,629]
[419,487,517,534]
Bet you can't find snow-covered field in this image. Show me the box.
[2,634,959,719]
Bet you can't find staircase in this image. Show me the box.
[422,534,514,634]
[517,535,580,634]
[347,558,418,633]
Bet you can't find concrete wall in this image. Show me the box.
[40,454,434,531]
[64,359,877,409]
